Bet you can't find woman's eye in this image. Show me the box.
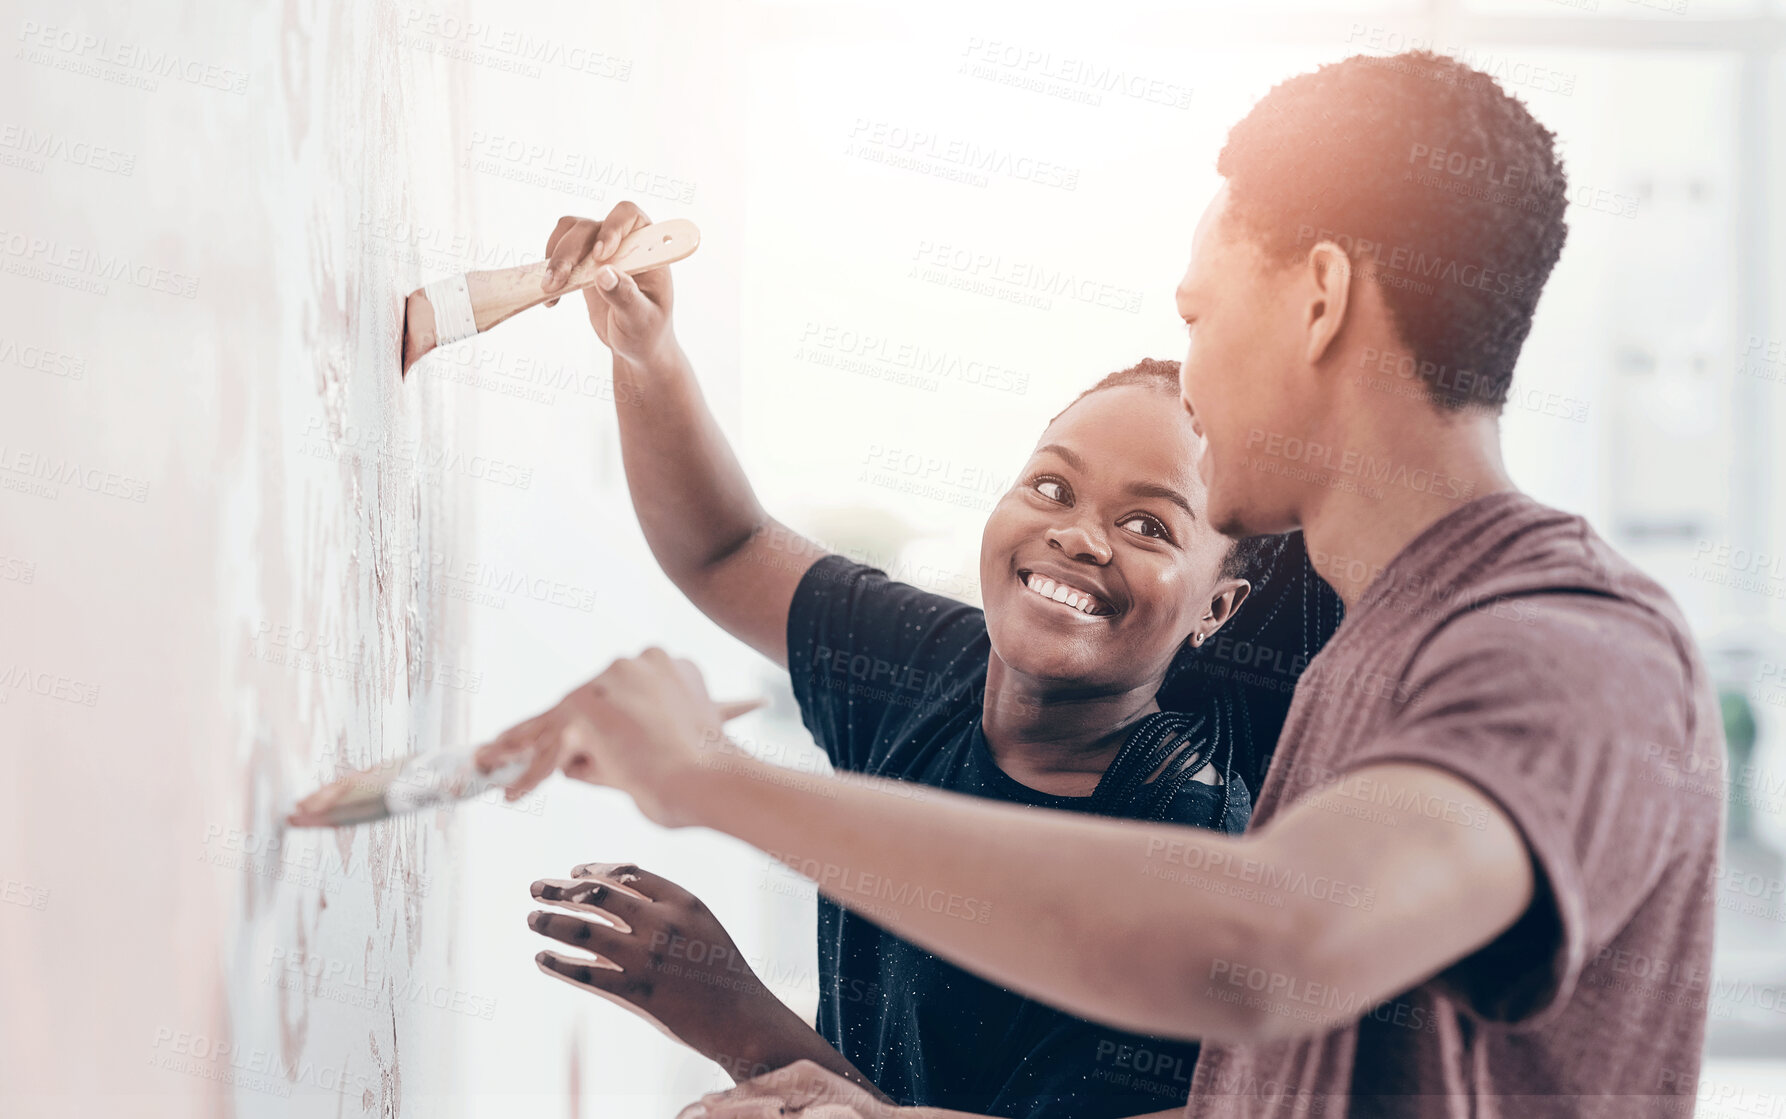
[1121,515,1169,540]
[1034,479,1068,502]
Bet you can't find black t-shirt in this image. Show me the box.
[786,554,1252,1118]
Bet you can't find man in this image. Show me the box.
[485,50,1724,1118]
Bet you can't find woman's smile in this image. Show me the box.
[1016,569,1118,618]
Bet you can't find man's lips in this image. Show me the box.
[1016,569,1117,617]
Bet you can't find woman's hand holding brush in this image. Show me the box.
[540,201,681,369]
[400,201,696,375]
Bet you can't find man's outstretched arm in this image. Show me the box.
[682,751,1533,1043]
[502,651,1536,1045]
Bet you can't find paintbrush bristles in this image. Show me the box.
[401,289,437,377]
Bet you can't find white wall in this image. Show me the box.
[2,1,480,1114]
[2,1,760,1115]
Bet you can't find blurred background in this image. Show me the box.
[2,0,1783,1115]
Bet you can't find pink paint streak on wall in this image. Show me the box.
[0,2,478,1115]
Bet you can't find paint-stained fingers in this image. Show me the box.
[521,906,635,949]
[567,864,705,910]
[592,200,651,261]
[544,217,599,294]
[568,862,653,897]
[527,909,641,955]
[533,948,625,993]
[529,879,652,932]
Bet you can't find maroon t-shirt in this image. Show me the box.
[1184,492,1725,1119]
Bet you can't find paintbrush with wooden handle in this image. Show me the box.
[285,695,762,827]
[400,217,700,376]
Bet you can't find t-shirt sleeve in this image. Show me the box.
[1337,592,1698,1028]
[785,553,989,773]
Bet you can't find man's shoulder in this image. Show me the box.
[1403,500,1718,755]
[1453,494,1624,592]
[1421,494,1694,654]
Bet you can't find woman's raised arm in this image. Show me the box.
[542,202,826,668]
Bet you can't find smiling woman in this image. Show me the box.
[508,353,1339,1117]
[749,367,1334,1117]
[463,202,1343,1119]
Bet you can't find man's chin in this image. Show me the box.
[1209,493,1275,539]
[1213,510,1254,538]
[1203,480,1250,537]
[1211,492,1299,539]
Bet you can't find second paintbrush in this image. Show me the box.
[400,217,700,376]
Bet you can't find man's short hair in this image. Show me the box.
[1217,50,1570,413]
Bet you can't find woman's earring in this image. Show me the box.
[1192,632,1205,647]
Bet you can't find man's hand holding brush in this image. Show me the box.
[471,649,761,827]
[287,649,761,827]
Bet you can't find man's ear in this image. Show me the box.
[1303,241,1354,366]
[1191,578,1251,647]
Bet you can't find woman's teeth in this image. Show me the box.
[1022,573,1109,616]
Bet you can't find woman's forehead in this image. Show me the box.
[1034,385,1206,494]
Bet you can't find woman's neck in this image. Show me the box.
[979,654,1163,796]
